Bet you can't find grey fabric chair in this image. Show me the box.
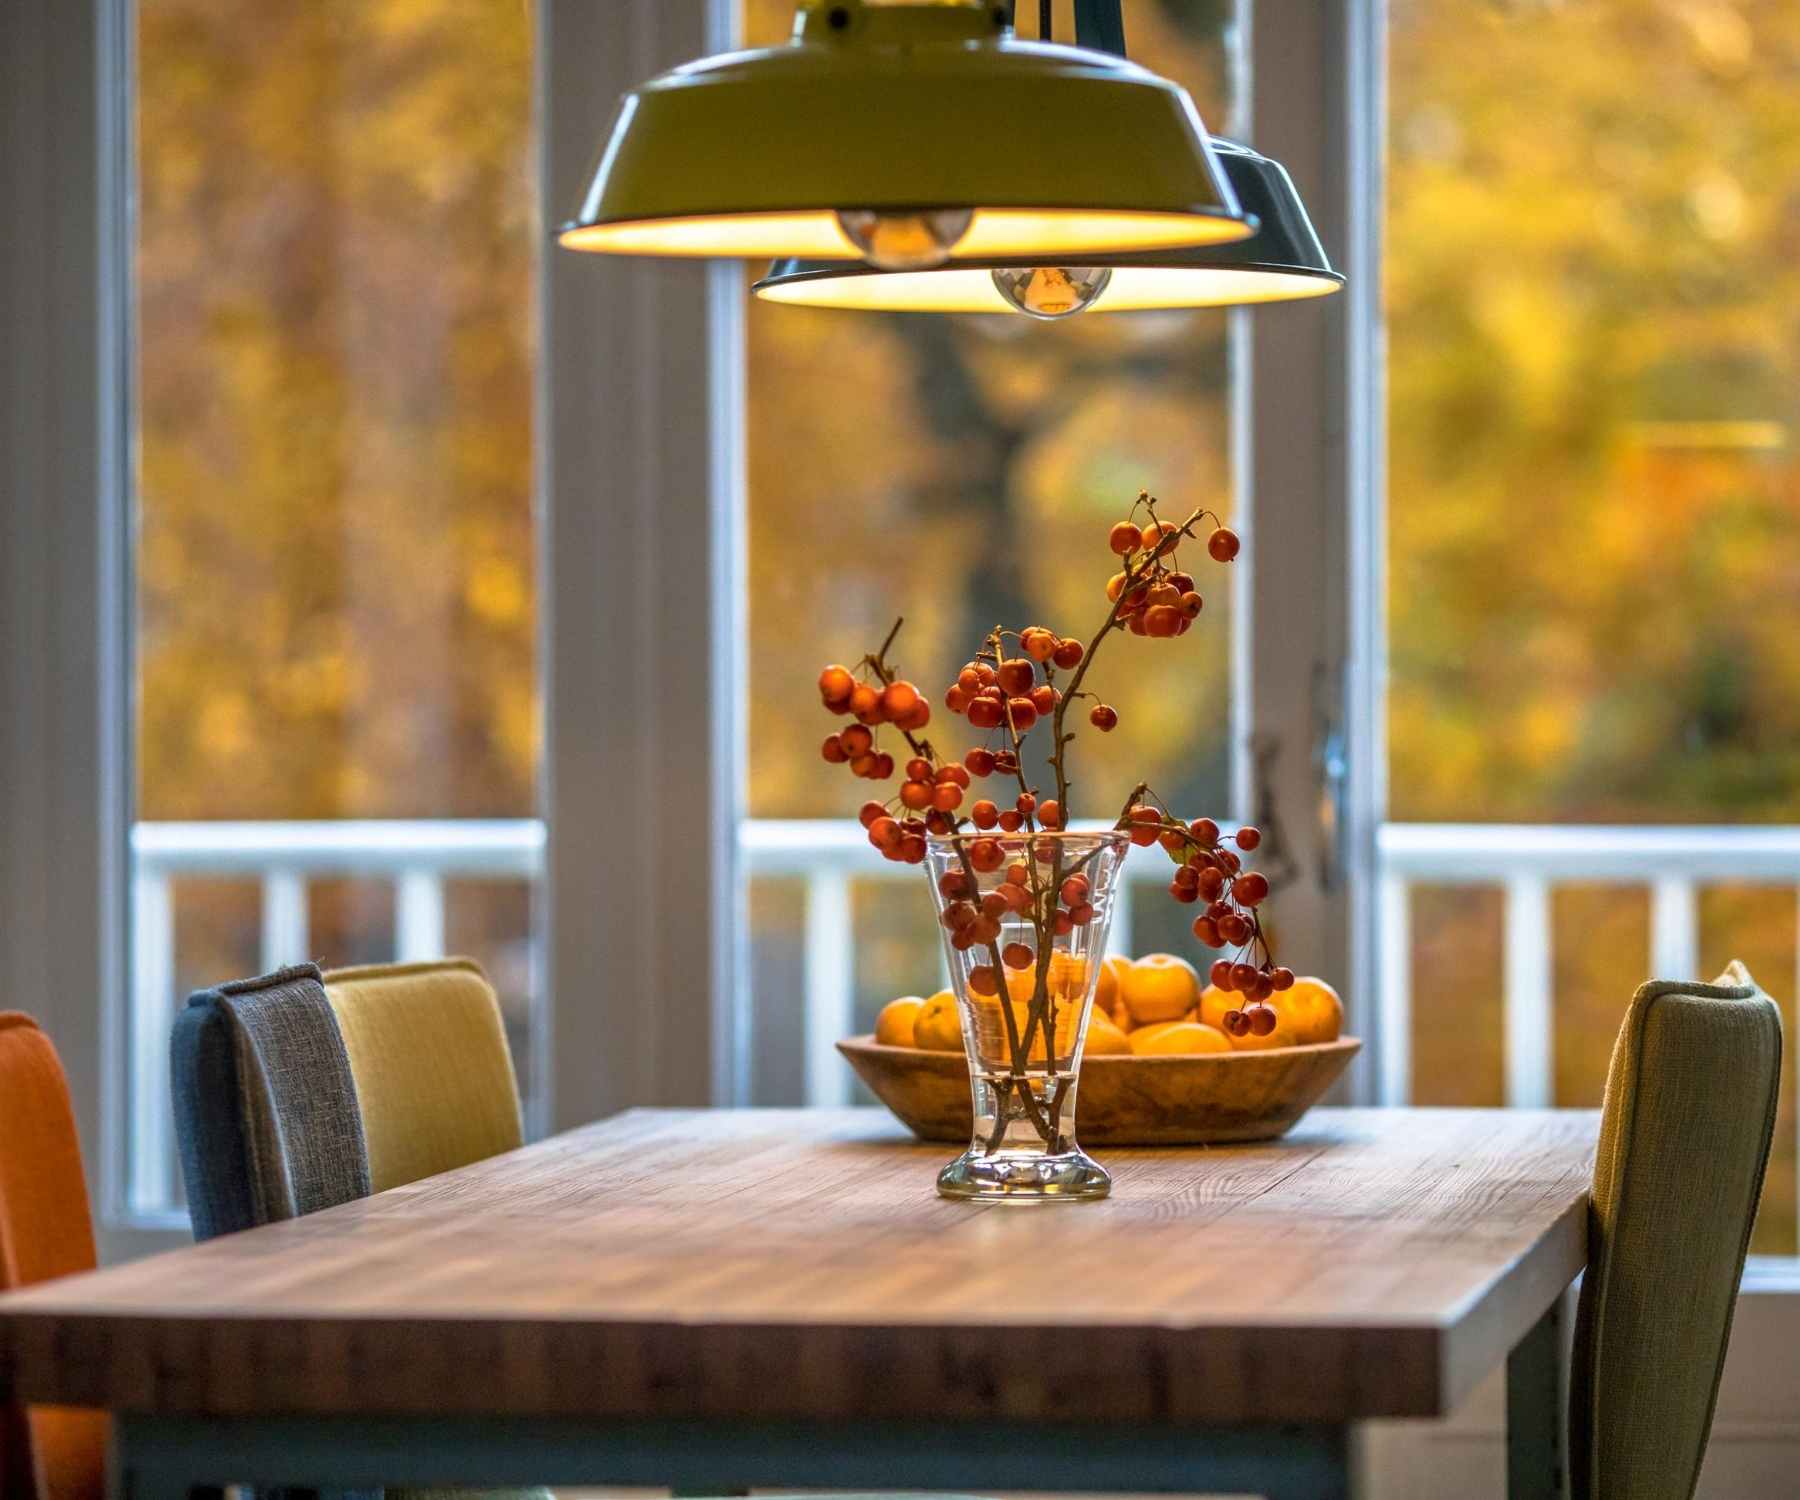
[1570,960,1782,1499]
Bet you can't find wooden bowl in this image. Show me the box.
[837,1034,1362,1146]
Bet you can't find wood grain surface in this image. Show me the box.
[0,1108,1595,1425]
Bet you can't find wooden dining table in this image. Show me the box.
[0,1107,1597,1500]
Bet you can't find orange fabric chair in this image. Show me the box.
[0,1013,106,1500]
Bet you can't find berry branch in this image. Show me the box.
[813,486,1288,1142]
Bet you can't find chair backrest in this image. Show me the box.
[0,1013,105,1500]
[322,959,523,1193]
[171,963,372,1240]
[1569,960,1783,1500]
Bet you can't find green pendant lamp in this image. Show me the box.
[750,3,1344,314]
[557,0,1255,268]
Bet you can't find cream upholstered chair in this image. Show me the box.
[1569,960,1782,1500]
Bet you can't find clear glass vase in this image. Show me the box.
[924,829,1129,1202]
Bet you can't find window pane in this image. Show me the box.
[1384,1,1800,1254]
[1387,0,1800,825]
[132,0,539,1213]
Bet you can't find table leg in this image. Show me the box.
[1507,1297,1566,1500]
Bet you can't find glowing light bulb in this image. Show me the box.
[835,208,974,270]
[991,266,1113,319]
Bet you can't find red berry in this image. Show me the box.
[880,680,920,720]
[997,658,1035,695]
[968,838,1005,873]
[848,683,881,720]
[868,817,902,852]
[1230,962,1260,993]
[1006,861,1031,886]
[932,782,963,813]
[1235,825,1262,851]
[1169,878,1200,904]
[1253,971,1276,1002]
[944,685,970,714]
[967,696,1003,731]
[1006,697,1038,731]
[1068,902,1095,925]
[1223,1009,1250,1037]
[1052,638,1083,670]
[1059,874,1089,905]
[905,757,932,782]
[957,666,984,695]
[1016,793,1036,816]
[1021,628,1057,663]
[1209,959,1235,990]
[1248,1003,1277,1036]
[818,665,854,705]
[1054,908,1075,935]
[1198,867,1225,900]
[1090,704,1118,732]
[998,810,1024,832]
[871,753,894,779]
[1002,941,1035,970]
[1192,916,1221,946]
[970,799,1000,830]
[926,810,953,834]
[1218,913,1251,945]
[1272,967,1296,991]
[1190,817,1220,844]
[840,724,873,756]
[1109,521,1142,555]
[859,800,887,828]
[1145,605,1181,638]
[1030,683,1056,716]
[938,869,972,900]
[1038,799,1063,829]
[1179,591,1204,619]
[822,735,848,764]
[964,748,996,777]
[969,965,999,996]
[1207,527,1241,563]
[1232,872,1270,906]
[938,763,970,788]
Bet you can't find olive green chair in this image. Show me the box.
[1569,960,1782,1500]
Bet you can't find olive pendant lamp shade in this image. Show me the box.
[752,137,1344,313]
[557,0,1253,267]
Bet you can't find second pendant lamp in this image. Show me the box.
[752,2,1343,316]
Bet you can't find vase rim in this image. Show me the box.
[924,828,1130,847]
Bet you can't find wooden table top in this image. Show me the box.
[0,1107,1596,1425]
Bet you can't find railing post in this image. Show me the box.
[396,869,447,962]
[259,870,309,971]
[128,868,175,1214]
[1650,876,1698,980]
[1504,875,1553,1109]
[1377,870,1411,1106]
[803,868,855,1108]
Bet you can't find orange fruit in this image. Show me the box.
[1083,1014,1133,1055]
[1198,983,1235,1033]
[1132,1022,1231,1056]
[1097,952,1131,1014]
[913,990,963,1051]
[1274,977,1344,1045]
[1120,953,1200,1025]
[875,996,924,1047]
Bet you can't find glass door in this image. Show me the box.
[1379,0,1800,1262]
[128,0,543,1222]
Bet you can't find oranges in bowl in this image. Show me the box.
[871,956,1341,1056]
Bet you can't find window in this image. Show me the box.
[1381,0,1800,1256]
[128,0,542,1218]
[739,0,1251,1104]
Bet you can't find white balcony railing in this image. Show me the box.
[131,819,1797,1236]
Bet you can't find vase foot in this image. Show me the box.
[936,1145,1111,1202]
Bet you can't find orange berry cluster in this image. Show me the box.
[935,860,1097,970]
[1125,804,1289,1035]
[1103,502,1239,642]
[818,663,933,781]
[945,636,1076,734]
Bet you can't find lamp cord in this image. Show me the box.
[1072,0,1128,56]
[1040,0,1052,40]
